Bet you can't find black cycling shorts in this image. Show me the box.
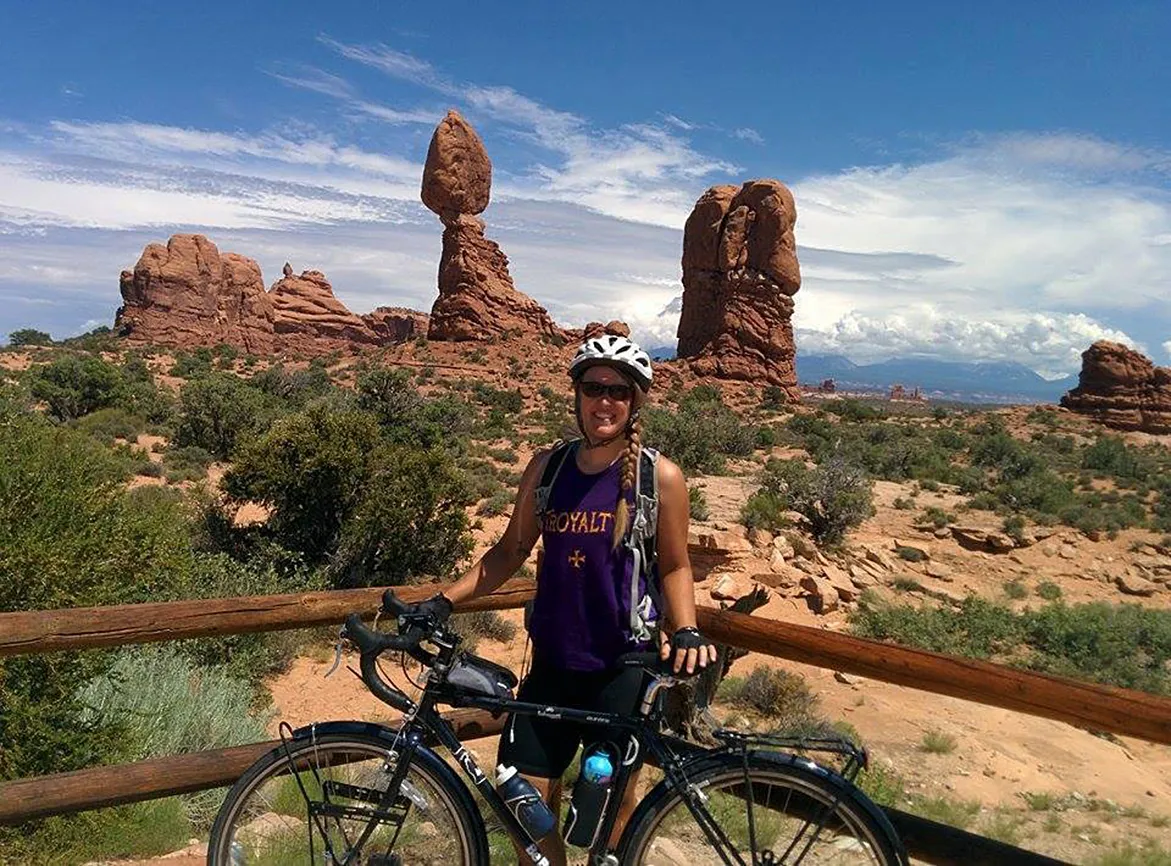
[496,659,649,780]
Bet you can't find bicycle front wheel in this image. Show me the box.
[207,731,488,865]
[619,752,904,866]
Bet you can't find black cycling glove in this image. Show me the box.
[411,593,454,626]
[670,626,707,653]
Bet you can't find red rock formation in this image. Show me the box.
[1060,341,1171,434]
[268,267,380,353]
[116,234,431,356]
[422,111,560,343]
[676,180,801,395]
[116,234,275,354]
[362,307,430,343]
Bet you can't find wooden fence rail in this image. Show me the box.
[0,709,503,825]
[4,579,1170,745]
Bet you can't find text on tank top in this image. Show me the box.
[528,451,644,671]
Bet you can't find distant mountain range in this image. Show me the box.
[646,347,1079,404]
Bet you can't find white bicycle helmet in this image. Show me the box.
[569,334,653,391]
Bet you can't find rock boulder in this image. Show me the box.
[269,268,379,353]
[1060,341,1171,434]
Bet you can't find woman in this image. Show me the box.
[412,334,716,865]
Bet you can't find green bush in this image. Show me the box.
[71,407,145,443]
[1082,436,1150,482]
[8,328,52,347]
[222,405,473,587]
[689,486,710,521]
[851,596,1171,694]
[753,457,874,545]
[739,490,791,533]
[28,354,124,421]
[169,348,214,379]
[720,665,819,726]
[643,387,756,475]
[895,545,926,562]
[477,489,514,517]
[174,373,272,460]
[0,418,192,781]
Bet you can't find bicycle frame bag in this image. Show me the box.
[446,653,518,700]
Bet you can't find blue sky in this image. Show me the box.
[1,0,1168,376]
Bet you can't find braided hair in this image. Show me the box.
[611,396,643,550]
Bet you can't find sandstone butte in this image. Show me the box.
[676,179,802,397]
[1061,340,1171,434]
[420,110,560,343]
[115,235,429,355]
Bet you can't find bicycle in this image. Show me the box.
[208,589,908,865]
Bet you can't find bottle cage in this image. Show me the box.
[534,439,662,642]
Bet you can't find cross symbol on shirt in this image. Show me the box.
[568,550,586,568]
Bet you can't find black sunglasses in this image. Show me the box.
[578,381,634,402]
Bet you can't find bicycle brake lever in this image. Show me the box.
[324,634,344,678]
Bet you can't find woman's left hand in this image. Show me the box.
[660,626,719,675]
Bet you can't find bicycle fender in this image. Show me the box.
[290,719,404,743]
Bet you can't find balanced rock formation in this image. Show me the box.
[677,180,801,394]
[422,110,560,342]
[117,234,276,354]
[1060,341,1171,434]
[268,267,379,353]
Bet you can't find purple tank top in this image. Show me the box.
[528,450,646,671]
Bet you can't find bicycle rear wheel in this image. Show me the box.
[207,731,488,865]
[618,752,904,866]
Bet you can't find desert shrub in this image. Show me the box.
[892,497,914,510]
[160,444,215,483]
[721,666,817,718]
[851,596,1171,694]
[478,489,514,517]
[472,381,524,413]
[752,456,874,545]
[0,418,192,781]
[28,353,124,421]
[760,385,787,411]
[738,490,790,533]
[825,398,887,422]
[451,610,518,652]
[7,327,52,347]
[689,486,710,521]
[71,407,145,443]
[488,447,519,464]
[1001,513,1027,544]
[79,646,271,825]
[920,729,957,754]
[173,373,271,460]
[249,361,333,408]
[63,325,118,353]
[169,348,214,379]
[920,506,954,528]
[643,387,756,475]
[1036,581,1062,601]
[1003,579,1028,600]
[356,365,422,428]
[895,545,926,562]
[1082,436,1150,482]
[223,405,473,588]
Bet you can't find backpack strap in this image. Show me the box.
[626,446,661,642]
[534,439,577,518]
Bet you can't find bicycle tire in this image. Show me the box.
[207,731,489,865]
[617,751,905,866]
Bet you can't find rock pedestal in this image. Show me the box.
[677,180,801,395]
[421,110,560,343]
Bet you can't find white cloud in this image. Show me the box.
[732,127,764,145]
[795,308,1139,379]
[1163,340,1171,360]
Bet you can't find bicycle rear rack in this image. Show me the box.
[711,728,869,781]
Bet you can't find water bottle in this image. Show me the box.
[495,764,556,841]
[564,742,617,848]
